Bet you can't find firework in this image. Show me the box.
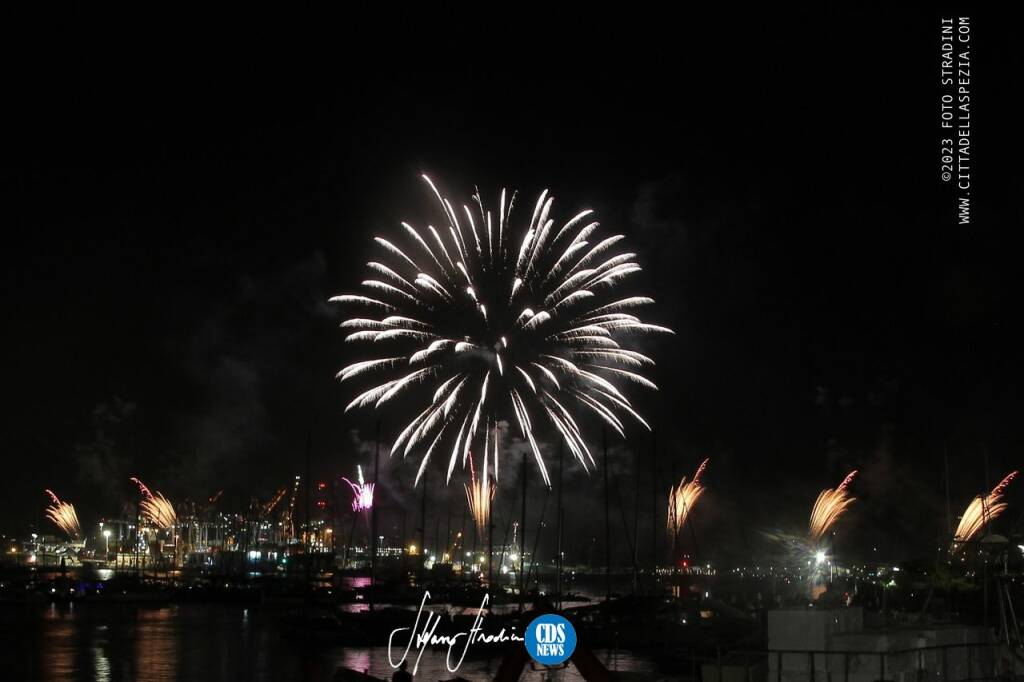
[464,451,496,537]
[143,494,177,529]
[44,490,81,539]
[130,477,177,529]
[342,465,375,512]
[808,470,857,544]
[667,458,709,536]
[952,471,1018,552]
[333,176,672,487]
[130,477,152,498]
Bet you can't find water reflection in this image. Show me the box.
[0,603,656,681]
[336,646,654,680]
[134,608,179,681]
[93,642,111,682]
[41,603,75,680]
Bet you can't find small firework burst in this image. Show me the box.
[952,471,1018,552]
[130,477,177,529]
[808,470,857,544]
[44,490,81,539]
[342,465,375,512]
[667,458,709,536]
[464,451,496,538]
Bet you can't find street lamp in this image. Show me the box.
[103,529,111,556]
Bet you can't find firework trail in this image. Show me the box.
[333,176,672,487]
[808,470,857,544]
[44,490,81,539]
[952,471,1018,552]
[342,465,375,512]
[130,477,177,529]
[130,477,152,498]
[464,451,496,537]
[264,487,288,515]
[667,458,709,536]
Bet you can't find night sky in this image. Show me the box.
[3,11,1021,564]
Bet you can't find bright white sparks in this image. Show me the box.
[332,176,673,487]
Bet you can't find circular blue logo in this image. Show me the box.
[524,614,576,666]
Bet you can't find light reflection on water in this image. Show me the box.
[0,602,658,681]
[339,647,657,681]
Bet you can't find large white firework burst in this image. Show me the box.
[332,176,672,487]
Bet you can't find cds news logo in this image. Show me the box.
[524,614,577,666]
